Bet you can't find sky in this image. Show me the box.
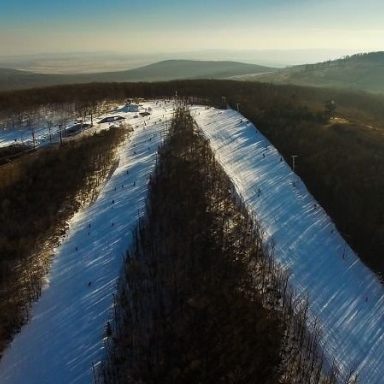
[0,0,383,61]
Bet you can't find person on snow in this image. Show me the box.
[106,321,112,336]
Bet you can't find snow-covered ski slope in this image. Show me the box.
[1,102,383,383]
[192,106,384,383]
[0,100,175,384]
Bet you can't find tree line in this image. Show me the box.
[2,79,384,123]
[1,78,383,278]
[0,127,125,357]
[97,108,358,384]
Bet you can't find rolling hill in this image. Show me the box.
[237,51,384,94]
[3,52,384,94]
[2,102,384,383]
[0,60,276,91]
[0,68,61,91]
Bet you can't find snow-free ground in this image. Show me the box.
[1,103,384,383]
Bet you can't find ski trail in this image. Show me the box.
[193,106,384,383]
[2,102,383,383]
[0,101,174,384]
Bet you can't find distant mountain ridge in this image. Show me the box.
[0,60,276,91]
[2,53,384,94]
[239,51,384,94]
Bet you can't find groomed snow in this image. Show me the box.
[193,106,384,383]
[1,102,383,383]
[0,100,175,384]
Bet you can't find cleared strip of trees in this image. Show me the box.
[0,127,126,357]
[98,108,357,384]
[2,80,383,279]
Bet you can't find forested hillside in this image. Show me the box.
[241,51,384,94]
[0,128,125,355]
[2,79,381,278]
[99,108,352,384]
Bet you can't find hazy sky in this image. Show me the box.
[1,0,383,57]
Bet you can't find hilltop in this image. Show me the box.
[1,101,383,383]
[237,51,384,94]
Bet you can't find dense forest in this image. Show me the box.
[2,79,380,278]
[0,128,125,356]
[252,109,384,274]
[0,78,383,375]
[237,52,384,94]
[97,108,358,384]
[1,79,384,122]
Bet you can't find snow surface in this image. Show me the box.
[1,102,384,383]
[0,112,120,149]
[0,125,54,148]
[0,100,176,384]
[192,107,384,383]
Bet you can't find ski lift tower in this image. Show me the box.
[291,155,298,186]
[56,124,64,146]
